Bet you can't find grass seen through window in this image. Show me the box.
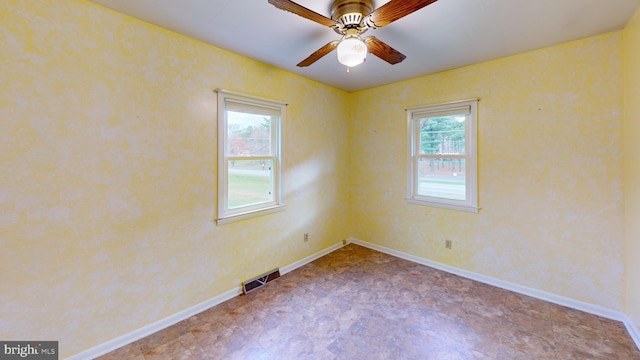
[228,161,273,208]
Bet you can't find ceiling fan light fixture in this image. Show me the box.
[337,36,367,67]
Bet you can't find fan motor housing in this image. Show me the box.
[331,0,373,26]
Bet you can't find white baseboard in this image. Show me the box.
[624,315,640,351]
[348,237,640,351]
[68,238,639,358]
[66,287,241,360]
[280,241,345,275]
[67,240,346,360]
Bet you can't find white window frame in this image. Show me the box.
[216,89,286,225]
[406,98,479,213]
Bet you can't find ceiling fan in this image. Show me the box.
[267,0,439,68]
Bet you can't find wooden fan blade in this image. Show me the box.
[364,36,406,65]
[268,0,338,28]
[366,0,438,28]
[297,40,339,67]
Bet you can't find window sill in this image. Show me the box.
[406,198,479,213]
[216,204,287,225]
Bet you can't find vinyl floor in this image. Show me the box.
[97,244,640,359]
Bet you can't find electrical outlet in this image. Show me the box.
[304,233,309,242]
[445,239,452,249]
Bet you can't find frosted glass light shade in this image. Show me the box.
[337,37,367,67]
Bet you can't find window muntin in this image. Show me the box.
[407,99,478,213]
[217,90,286,224]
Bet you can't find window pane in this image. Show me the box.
[418,115,466,155]
[227,111,273,156]
[228,159,274,209]
[418,158,466,200]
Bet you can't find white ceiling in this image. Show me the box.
[89,0,640,92]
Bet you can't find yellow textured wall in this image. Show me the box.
[624,8,640,335]
[350,33,624,310]
[0,0,350,357]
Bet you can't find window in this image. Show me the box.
[406,99,478,213]
[216,89,286,224]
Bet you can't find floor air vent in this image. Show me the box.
[242,268,280,294]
